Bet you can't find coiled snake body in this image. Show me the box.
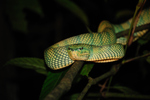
[44,8,150,70]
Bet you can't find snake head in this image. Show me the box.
[67,44,90,61]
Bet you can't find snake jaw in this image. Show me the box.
[67,45,90,61]
[68,51,90,60]
[93,58,120,63]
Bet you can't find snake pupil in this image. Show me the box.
[68,47,83,51]
[78,47,83,50]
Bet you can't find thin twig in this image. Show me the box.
[122,52,150,64]
[124,1,145,53]
[99,78,109,93]
[128,0,146,46]
[77,52,150,100]
[77,64,120,100]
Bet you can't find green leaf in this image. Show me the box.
[4,57,47,75]
[138,39,148,45]
[55,0,89,26]
[39,70,68,100]
[115,10,133,21]
[65,93,79,100]
[80,64,94,76]
[5,0,44,33]
[111,85,140,94]
[146,56,150,64]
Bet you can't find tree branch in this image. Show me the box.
[87,92,150,99]
[44,61,84,100]
[122,52,150,64]
[116,23,150,38]
[77,52,150,100]
[77,64,120,100]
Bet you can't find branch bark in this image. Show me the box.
[44,61,84,100]
[77,52,150,100]
[77,64,120,100]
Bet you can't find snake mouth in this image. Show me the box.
[80,53,90,56]
[92,58,120,63]
[69,52,90,60]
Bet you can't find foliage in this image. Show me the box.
[5,57,47,75]
[55,0,89,26]
[80,63,94,76]
[5,0,43,33]
[39,70,68,100]
[3,0,150,100]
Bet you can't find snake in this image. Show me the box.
[44,8,150,70]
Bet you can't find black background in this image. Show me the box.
[0,0,150,100]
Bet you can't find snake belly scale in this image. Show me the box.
[44,8,150,70]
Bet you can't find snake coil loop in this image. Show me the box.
[44,8,150,70]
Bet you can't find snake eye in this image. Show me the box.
[78,47,83,50]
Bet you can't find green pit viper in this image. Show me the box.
[44,8,150,70]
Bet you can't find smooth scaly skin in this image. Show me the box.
[44,8,150,70]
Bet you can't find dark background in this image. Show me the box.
[0,0,150,100]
